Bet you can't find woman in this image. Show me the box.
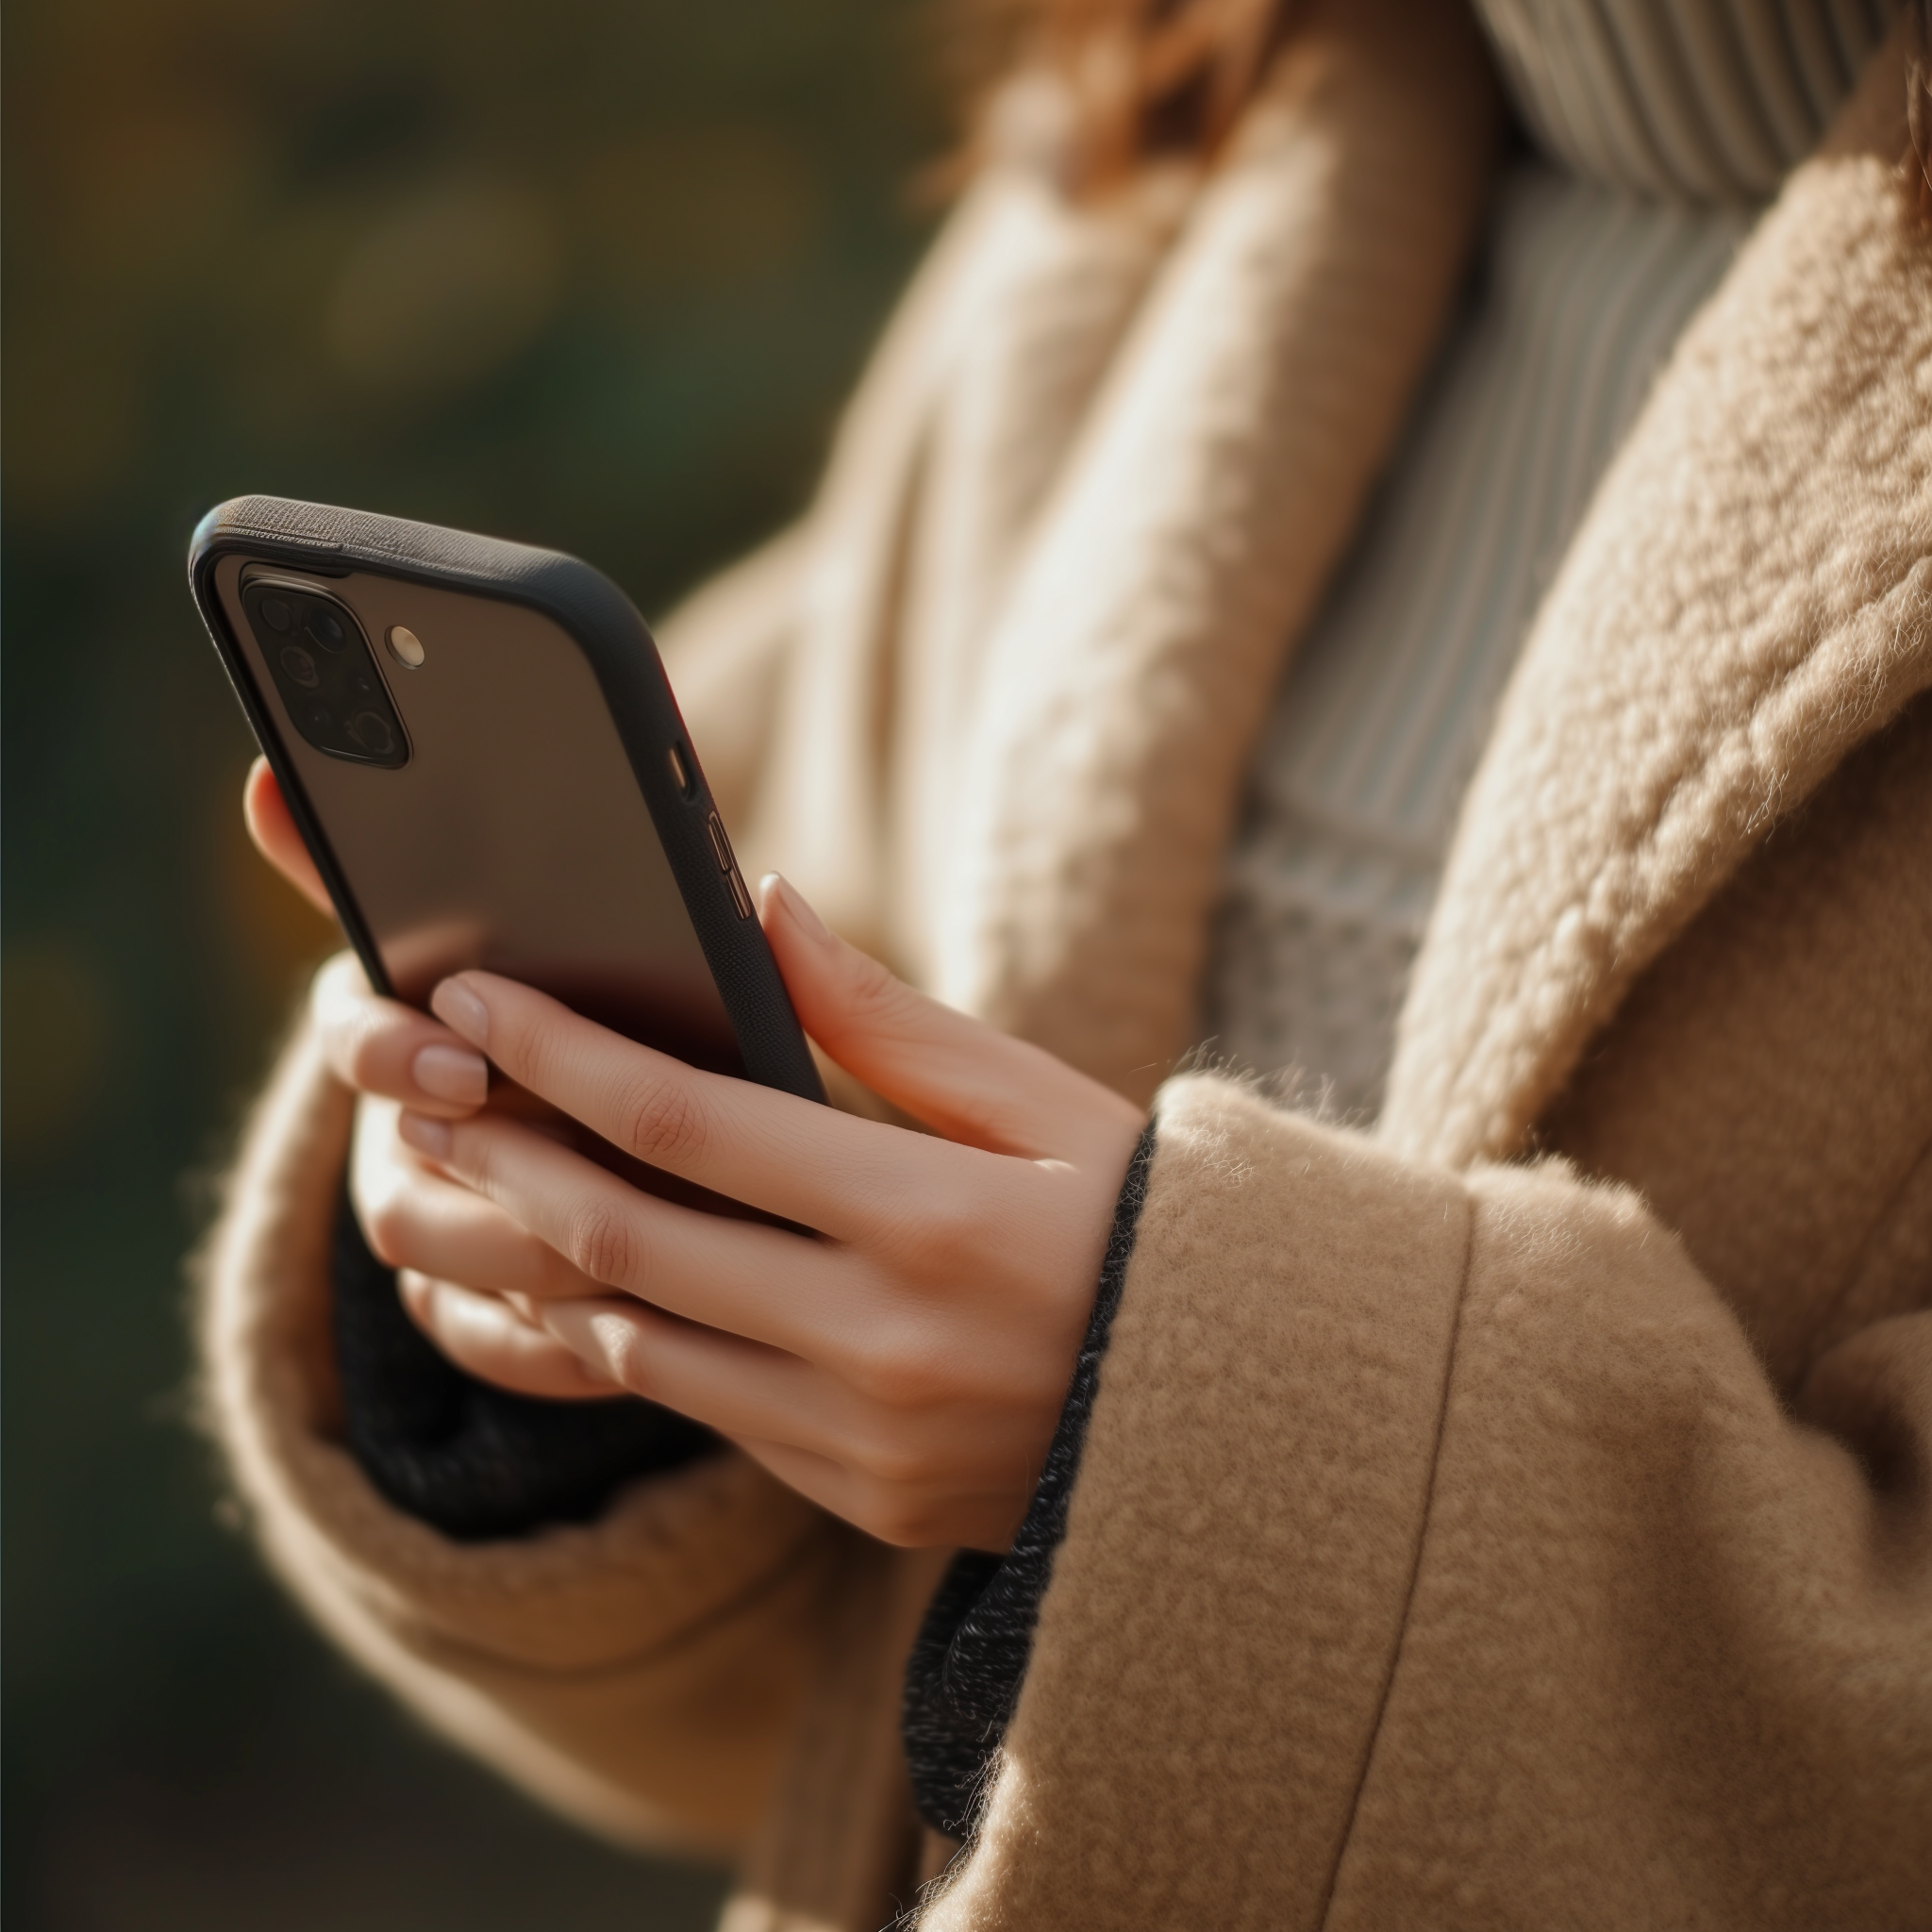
[203,0,1932,1924]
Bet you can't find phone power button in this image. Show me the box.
[707,812,754,918]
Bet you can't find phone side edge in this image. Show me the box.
[535,566,829,1107]
[187,526,396,1001]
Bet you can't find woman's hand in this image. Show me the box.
[247,759,1146,1548]
[395,874,1145,1551]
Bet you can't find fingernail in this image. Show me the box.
[397,1110,453,1158]
[765,873,832,947]
[412,1041,488,1106]
[431,975,491,1045]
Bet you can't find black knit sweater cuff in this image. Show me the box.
[330,1184,718,1541]
[900,1121,1158,1840]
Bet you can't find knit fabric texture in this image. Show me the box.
[1206,0,1887,1115]
[1208,165,1748,1114]
[332,1187,717,1541]
[900,1122,1158,1840]
[1474,0,1892,200]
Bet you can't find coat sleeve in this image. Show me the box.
[914,1064,1932,1930]
[195,1017,861,1854]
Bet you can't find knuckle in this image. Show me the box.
[842,1329,950,1410]
[566,1201,640,1290]
[848,1424,939,1491]
[886,1184,987,1286]
[614,1072,708,1170]
[856,1481,943,1549]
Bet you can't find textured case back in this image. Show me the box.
[190,494,824,1103]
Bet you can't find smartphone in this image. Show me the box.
[190,494,824,1104]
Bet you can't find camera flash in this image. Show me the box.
[386,625,425,669]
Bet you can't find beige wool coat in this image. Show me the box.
[198,2,1932,1925]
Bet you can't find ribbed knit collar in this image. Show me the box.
[1474,0,1896,201]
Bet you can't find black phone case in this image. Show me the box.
[190,493,824,1105]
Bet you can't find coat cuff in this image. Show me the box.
[919,1072,1472,1922]
[901,1121,1158,1837]
[196,1018,838,1846]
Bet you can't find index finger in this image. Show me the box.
[426,971,966,1239]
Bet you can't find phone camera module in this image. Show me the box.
[243,582,409,771]
[279,644,320,689]
[348,711,396,756]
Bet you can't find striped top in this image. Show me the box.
[1481,0,1891,199]
[1202,0,1886,1117]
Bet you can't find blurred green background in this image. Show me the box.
[2,2,943,1924]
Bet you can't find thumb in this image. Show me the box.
[756,873,1140,1160]
[243,758,335,918]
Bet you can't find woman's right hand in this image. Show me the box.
[247,759,623,1399]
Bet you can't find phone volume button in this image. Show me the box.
[726,869,754,920]
[706,811,732,872]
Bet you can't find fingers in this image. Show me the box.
[395,1105,874,1360]
[425,969,959,1241]
[539,1304,1028,1549]
[352,1097,595,1315]
[313,952,490,1115]
[357,1145,599,1302]
[757,874,1145,1162]
[243,758,335,917]
[538,1298,872,1471]
[398,1273,621,1400]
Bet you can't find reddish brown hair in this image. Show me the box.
[954,0,1932,218]
[951,0,1304,192]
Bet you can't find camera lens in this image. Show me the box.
[349,711,395,756]
[278,643,320,689]
[308,607,347,651]
[260,596,293,633]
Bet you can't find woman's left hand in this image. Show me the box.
[394,874,1146,1553]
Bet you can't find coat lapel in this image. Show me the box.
[936,0,1500,1100]
[1382,108,1932,1170]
